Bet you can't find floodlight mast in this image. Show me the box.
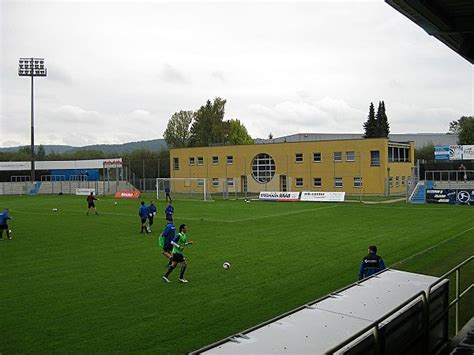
[18,58,47,182]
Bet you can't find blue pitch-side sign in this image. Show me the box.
[434,146,450,160]
[426,189,474,205]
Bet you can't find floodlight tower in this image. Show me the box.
[18,58,47,182]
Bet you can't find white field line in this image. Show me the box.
[12,204,341,223]
[390,226,474,268]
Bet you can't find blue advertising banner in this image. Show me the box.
[426,189,474,205]
[434,146,450,160]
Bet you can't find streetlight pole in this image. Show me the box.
[19,57,47,182]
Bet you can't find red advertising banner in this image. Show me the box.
[114,190,141,199]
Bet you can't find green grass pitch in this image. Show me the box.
[0,194,473,353]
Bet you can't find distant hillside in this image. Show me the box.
[0,139,167,155]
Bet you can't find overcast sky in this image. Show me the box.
[1,0,472,147]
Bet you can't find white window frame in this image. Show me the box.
[295,177,304,187]
[334,177,343,188]
[212,156,219,165]
[226,178,234,187]
[227,156,233,164]
[295,153,303,163]
[189,157,195,166]
[334,152,342,162]
[173,158,179,170]
[313,177,322,188]
[197,178,204,187]
[353,177,363,188]
[313,152,322,162]
[346,151,355,162]
[197,157,204,166]
[212,178,219,187]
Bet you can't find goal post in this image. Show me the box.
[156,178,212,201]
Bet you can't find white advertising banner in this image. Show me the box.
[75,188,96,196]
[463,145,474,160]
[259,191,300,201]
[300,191,346,202]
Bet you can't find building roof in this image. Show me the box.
[257,133,457,149]
[385,0,474,64]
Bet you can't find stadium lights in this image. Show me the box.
[18,57,47,182]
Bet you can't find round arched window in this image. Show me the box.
[252,153,276,183]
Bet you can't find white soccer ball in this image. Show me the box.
[52,208,58,212]
[114,201,118,205]
[223,262,231,270]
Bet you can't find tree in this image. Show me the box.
[448,116,472,135]
[363,103,377,138]
[190,98,227,147]
[163,110,193,148]
[458,117,474,145]
[377,101,390,138]
[36,145,46,160]
[227,119,253,145]
[414,144,434,161]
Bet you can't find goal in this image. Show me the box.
[156,178,212,201]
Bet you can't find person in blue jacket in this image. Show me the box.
[138,201,150,234]
[358,245,386,280]
[0,208,12,240]
[165,204,174,222]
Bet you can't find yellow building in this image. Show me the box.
[169,138,415,196]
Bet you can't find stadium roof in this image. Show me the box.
[385,0,474,64]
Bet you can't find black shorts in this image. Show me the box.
[172,253,185,263]
[0,224,8,230]
[148,215,154,225]
[140,217,147,224]
[88,202,95,208]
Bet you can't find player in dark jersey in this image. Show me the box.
[159,220,176,264]
[86,192,99,215]
[0,208,12,240]
[163,224,192,283]
[148,201,157,231]
[165,186,172,203]
[138,201,150,234]
[165,204,174,222]
[358,245,386,280]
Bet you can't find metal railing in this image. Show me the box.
[326,256,473,355]
[425,170,473,184]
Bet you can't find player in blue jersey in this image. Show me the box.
[165,186,172,203]
[148,201,157,231]
[138,201,150,234]
[159,220,176,264]
[165,203,174,222]
[0,208,12,240]
[358,245,386,280]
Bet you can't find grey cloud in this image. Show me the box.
[159,64,188,84]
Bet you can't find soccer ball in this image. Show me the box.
[223,262,231,270]
[52,208,58,212]
[114,201,118,205]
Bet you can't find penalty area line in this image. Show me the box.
[390,226,474,268]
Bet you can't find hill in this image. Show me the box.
[0,139,167,155]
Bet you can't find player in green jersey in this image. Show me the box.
[162,224,193,283]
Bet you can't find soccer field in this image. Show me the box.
[0,195,473,353]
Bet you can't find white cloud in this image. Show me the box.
[0,1,471,146]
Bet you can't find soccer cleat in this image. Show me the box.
[162,276,171,283]
[179,278,188,283]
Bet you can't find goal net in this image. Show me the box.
[156,178,212,201]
